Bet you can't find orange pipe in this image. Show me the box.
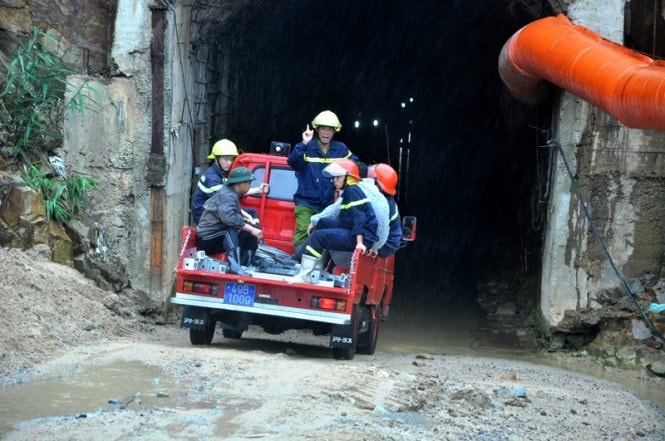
[498,14,665,131]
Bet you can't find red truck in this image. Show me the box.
[171,151,416,360]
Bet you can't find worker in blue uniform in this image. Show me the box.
[292,159,378,283]
[368,163,403,258]
[287,110,357,246]
[191,138,266,225]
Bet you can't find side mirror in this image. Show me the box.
[401,216,417,242]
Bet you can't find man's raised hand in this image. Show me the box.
[302,124,314,144]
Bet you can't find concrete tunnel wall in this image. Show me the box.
[539,0,665,325]
[48,0,665,328]
[63,0,196,299]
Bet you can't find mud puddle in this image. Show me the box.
[0,361,184,435]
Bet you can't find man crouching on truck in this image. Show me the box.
[196,167,264,276]
[292,159,378,283]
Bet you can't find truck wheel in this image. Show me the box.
[222,328,243,339]
[332,306,359,360]
[189,320,216,345]
[357,305,379,355]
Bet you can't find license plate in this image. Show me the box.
[223,282,256,307]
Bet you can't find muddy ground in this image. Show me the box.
[1,246,664,440]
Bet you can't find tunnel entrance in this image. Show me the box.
[194,0,555,347]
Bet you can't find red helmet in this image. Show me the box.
[368,163,398,195]
[322,159,361,180]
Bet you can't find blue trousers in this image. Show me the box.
[302,218,374,258]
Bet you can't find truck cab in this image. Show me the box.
[171,152,415,360]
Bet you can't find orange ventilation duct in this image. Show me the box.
[498,14,665,131]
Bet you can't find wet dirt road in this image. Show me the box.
[1,317,664,441]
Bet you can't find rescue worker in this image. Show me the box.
[368,163,402,258]
[196,167,264,276]
[293,159,378,283]
[287,110,357,247]
[306,161,389,256]
[191,139,266,225]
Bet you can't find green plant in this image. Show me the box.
[523,306,549,337]
[2,27,102,225]
[22,165,99,223]
[0,27,98,162]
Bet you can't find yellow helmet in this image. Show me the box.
[207,139,239,159]
[311,110,342,132]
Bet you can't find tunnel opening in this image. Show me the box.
[625,0,665,59]
[193,0,555,348]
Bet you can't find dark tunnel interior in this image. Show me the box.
[207,1,555,335]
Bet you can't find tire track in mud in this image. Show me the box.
[321,364,445,413]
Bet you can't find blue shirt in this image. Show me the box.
[191,162,226,224]
[339,184,379,245]
[381,196,403,256]
[288,139,356,211]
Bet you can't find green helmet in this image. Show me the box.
[225,167,255,185]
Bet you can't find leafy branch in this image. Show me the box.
[21,165,99,223]
[1,27,102,225]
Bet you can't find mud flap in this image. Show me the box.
[330,323,355,348]
[331,307,362,347]
[180,306,209,330]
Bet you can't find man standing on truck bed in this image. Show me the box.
[288,110,357,247]
[196,167,264,276]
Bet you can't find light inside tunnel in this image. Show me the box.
[196,0,555,316]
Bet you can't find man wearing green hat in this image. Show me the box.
[196,167,264,276]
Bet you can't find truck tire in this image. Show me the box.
[332,306,360,360]
[189,320,216,345]
[357,305,379,355]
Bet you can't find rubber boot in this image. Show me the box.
[227,248,250,276]
[290,254,322,284]
[243,249,255,267]
[236,247,242,264]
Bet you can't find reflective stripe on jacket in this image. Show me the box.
[191,162,227,224]
[287,139,356,211]
[310,179,389,251]
[339,184,378,244]
[384,196,403,254]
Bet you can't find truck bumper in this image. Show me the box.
[171,293,351,325]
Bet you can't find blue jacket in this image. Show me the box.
[339,184,379,245]
[191,162,227,224]
[379,196,403,257]
[287,139,356,211]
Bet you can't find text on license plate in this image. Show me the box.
[224,282,256,306]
